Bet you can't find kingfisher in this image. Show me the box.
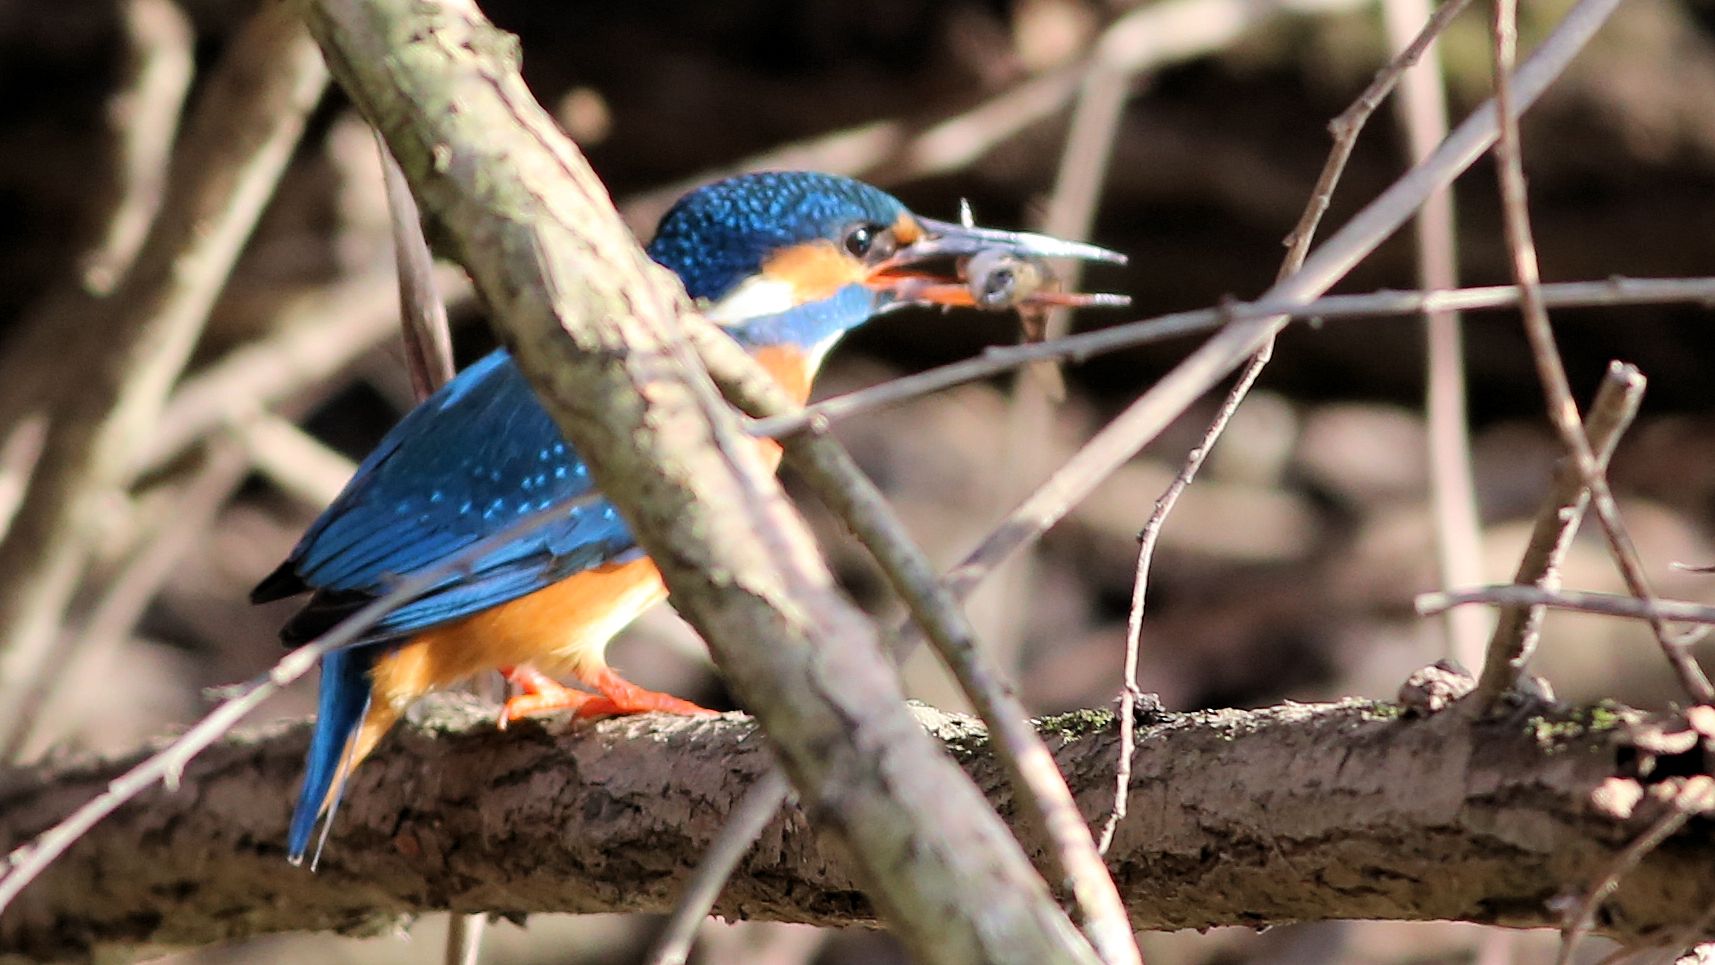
[253,171,1124,864]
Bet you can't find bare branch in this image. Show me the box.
[1475,362,1647,707]
[5,695,1714,960]
[936,0,1625,637]
[747,274,1715,440]
[1100,0,1479,855]
[1420,586,1715,627]
[1489,0,1712,703]
[1384,0,1485,665]
[376,133,454,398]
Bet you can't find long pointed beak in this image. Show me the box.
[907,216,1128,266]
[866,216,1129,311]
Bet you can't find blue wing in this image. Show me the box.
[263,349,638,643]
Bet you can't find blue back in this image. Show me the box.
[279,350,638,641]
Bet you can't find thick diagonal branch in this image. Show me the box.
[298,2,1090,962]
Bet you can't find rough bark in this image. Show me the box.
[1,696,1711,961]
[295,1,1090,962]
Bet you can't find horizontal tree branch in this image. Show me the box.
[3,693,1711,960]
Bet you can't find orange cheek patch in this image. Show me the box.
[762,242,865,302]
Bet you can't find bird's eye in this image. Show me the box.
[843,224,876,258]
[844,223,897,263]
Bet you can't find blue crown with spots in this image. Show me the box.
[646,171,907,303]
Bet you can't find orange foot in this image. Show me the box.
[576,666,719,719]
[497,664,716,726]
[496,665,597,728]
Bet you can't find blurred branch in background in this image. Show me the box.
[0,5,328,761]
[10,444,252,759]
[1383,0,1486,668]
[618,0,1374,232]
[134,263,469,479]
[80,0,193,297]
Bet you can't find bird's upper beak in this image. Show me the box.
[865,215,1129,311]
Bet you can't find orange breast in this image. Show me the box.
[752,344,815,404]
[748,344,817,469]
[368,557,667,711]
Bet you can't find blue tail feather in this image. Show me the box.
[288,647,379,865]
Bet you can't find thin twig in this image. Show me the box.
[0,5,329,761]
[1386,0,1486,666]
[1418,585,1715,627]
[378,132,455,397]
[1474,361,1646,708]
[1098,0,1477,853]
[1599,896,1715,965]
[938,0,1627,629]
[0,493,596,914]
[1556,776,1715,965]
[1489,0,1713,703]
[644,770,795,965]
[746,274,1715,440]
[1097,339,1270,855]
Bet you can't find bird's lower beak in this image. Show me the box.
[864,216,1129,311]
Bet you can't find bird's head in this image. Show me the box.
[645,171,1124,362]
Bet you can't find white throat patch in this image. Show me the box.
[704,276,799,325]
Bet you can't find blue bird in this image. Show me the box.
[251,171,1124,864]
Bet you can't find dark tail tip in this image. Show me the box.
[251,561,307,605]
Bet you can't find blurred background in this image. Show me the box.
[5,0,1715,961]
